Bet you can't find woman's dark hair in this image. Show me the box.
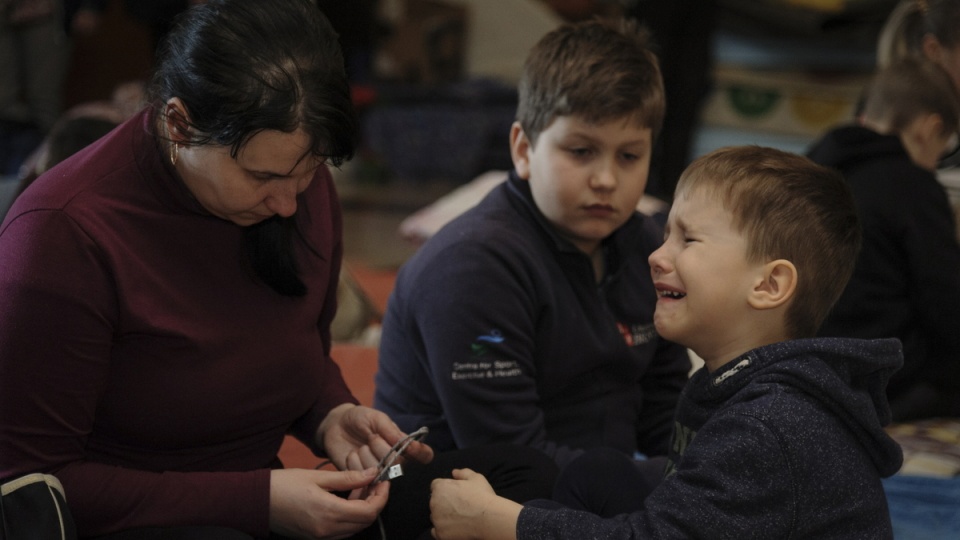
[147,0,360,296]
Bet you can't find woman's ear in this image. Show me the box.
[163,97,192,145]
[748,259,797,310]
[509,122,531,180]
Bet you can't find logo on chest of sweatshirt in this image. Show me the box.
[470,329,505,358]
[617,322,657,347]
[453,329,524,381]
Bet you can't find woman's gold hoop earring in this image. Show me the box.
[170,142,179,166]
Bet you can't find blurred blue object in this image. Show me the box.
[883,474,960,540]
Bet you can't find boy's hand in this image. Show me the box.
[430,469,522,540]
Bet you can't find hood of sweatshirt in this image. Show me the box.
[689,337,904,477]
[806,124,908,172]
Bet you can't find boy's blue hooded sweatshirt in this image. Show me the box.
[519,337,905,539]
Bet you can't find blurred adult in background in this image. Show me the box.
[0,0,106,174]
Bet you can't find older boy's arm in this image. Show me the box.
[411,243,585,465]
[636,338,690,455]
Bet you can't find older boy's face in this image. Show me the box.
[511,115,652,256]
[648,187,764,362]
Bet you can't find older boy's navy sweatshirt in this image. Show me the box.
[519,337,905,539]
[375,171,690,468]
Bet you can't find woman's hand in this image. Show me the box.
[269,467,387,540]
[429,469,522,540]
[317,404,434,472]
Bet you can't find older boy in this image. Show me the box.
[808,57,960,421]
[430,146,905,539]
[374,18,690,478]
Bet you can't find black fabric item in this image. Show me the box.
[1,473,78,540]
[352,443,559,540]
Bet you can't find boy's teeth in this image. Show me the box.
[660,290,685,298]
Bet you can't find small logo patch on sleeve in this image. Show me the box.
[457,329,522,380]
[617,322,658,346]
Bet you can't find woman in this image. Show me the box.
[0,1,433,538]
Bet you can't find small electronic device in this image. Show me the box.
[371,426,429,485]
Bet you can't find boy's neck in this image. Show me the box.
[861,116,941,171]
[698,317,791,373]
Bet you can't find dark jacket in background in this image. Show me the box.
[808,125,960,420]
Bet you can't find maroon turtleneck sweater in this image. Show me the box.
[0,109,357,537]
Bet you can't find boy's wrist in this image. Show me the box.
[480,495,523,540]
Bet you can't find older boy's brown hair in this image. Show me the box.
[676,146,861,339]
[862,57,960,136]
[516,18,665,145]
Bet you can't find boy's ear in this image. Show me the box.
[915,113,946,145]
[509,122,532,180]
[901,112,947,170]
[748,259,797,310]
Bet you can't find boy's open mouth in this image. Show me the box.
[658,290,686,299]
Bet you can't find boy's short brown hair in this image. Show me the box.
[676,146,861,339]
[862,57,960,137]
[516,18,665,145]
